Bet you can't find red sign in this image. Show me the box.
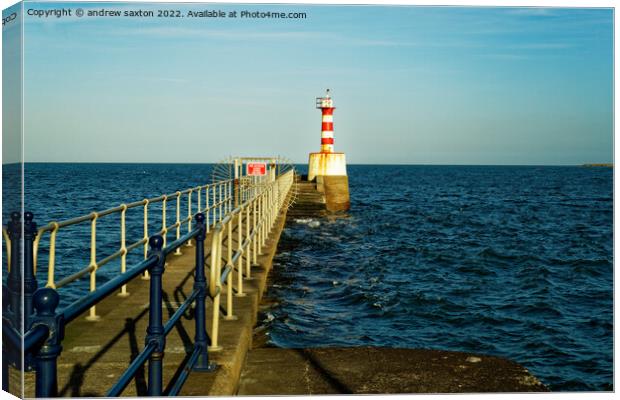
[246,162,267,176]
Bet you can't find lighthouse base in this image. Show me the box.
[308,152,350,211]
[319,175,350,211]
[308,152,347,181]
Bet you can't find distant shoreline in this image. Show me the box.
[581,163,613,168]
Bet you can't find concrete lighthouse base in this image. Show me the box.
[308,152,347,181]
[308,152,350,211]
[319,175,350,211]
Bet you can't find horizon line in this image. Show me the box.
[1,161,613,167]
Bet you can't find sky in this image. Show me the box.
[2,1,614,164]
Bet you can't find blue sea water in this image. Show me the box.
[1,163,613,391]
[268,165,613,391]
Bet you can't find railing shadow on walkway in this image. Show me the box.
[59,310,147,396]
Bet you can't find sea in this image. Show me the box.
[2,163,613,391]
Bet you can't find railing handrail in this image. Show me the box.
[31,180,234,235]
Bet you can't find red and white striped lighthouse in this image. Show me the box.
[307,89,350,211]
[317,89,335,153]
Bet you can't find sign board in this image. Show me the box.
[246,162,267,176]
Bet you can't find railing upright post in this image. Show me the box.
[7,212,22,331]
[268,187,272,230]
[145,235,166,396]
[275,183,279,222]
[197,187,202,219]
[257,195,262,256]
[192,214,217,371]
[266,187,270,228]
[209,230,223,351]
[267,187,272,230]
[269,186,274,230]
[43,224,59,289]
[266,188,270,233]
[219,183,223,222]
[224,216,237,320]
[264,189,268,232]
[234,179,240,209]
[225,219,236,320]
[229,181,233,213]
[259,192,265,251]
[245,206,252,277]
[2,353,7,392]
[86,213,100,321]
[236,210,246,295]
[162,195,168,249]
[175,192,182,255]
[212,183,217,224]
[142,199,151,280]
[263,187,271,233]
[268,187,272,234]
[119,205,129,296]
[226,182,229,215]
[32,287,64,398]
[206,185,210,233]
[23,212,39,331]
[186,189,193,247]
[252,199,259,264]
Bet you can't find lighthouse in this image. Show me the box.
[318,89,336,153]
[307,89,350,211]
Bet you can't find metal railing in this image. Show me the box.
[2,213,211,397]
[207,169,294,349]
[1,169,294,397]
[5,179,233,320]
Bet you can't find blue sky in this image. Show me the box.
[3,2,614,164]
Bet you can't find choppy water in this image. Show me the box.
[266,165,613,391]
[1,163,613,391]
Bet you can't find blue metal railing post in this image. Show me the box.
[145,235,165,396]
[32,287,64,398]
[6,211,22,332]
[192,213,217,372]
[2,262,11,392]
[2,285,8,389]
[2,356,7,392]
[23,212,39,331]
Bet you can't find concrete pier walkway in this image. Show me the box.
[238,348,547,394]
[287,179,327,218]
